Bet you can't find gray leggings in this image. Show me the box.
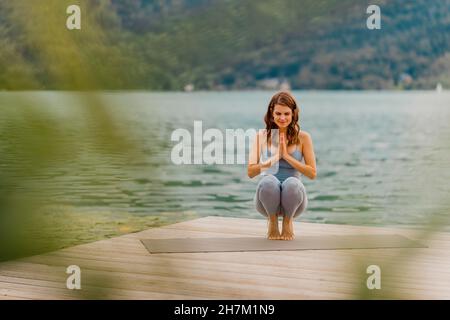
[254,174,308,218]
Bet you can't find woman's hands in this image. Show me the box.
[279,132,288,159]
[248,131,282,178]
[248,129,317,180]
[270,132,287,163]
[259,133,285,171]
[249,131,314,178]
[281,131,317,180]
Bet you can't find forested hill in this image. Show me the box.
[1,0,449,90]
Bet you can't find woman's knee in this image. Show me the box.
[281,177,307,217]
[255,175,281,216]
[281,177,305,200]
[292,196,308,218]
[258,175,281,197]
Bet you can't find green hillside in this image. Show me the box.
[1,0,449,90]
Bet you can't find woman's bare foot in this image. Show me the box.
[280,216,295,240]
[267,214,280,240]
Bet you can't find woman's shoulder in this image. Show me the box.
[297,130,312,147]
[298,130,312,140]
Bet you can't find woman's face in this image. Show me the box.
[272,104,292,128]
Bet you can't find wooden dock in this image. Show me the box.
[1,216,450,299]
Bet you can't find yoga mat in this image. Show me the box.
[140,234,427,254]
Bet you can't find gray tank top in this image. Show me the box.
[260,144,303,183]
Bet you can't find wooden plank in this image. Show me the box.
[0,216,449,299]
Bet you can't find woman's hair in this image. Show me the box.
[264,91,300,146]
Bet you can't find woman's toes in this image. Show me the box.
[280,230,295,240]
[267,231,280,240]
[267,216,280,240]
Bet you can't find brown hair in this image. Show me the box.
[264,91,300,147]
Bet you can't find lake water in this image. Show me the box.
[1,91,450,240]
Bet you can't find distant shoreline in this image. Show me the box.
[0,89,448,93]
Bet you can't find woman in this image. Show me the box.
[248,91,317,240]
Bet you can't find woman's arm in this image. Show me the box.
[247,131,281,178]
[282,132,317,180]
